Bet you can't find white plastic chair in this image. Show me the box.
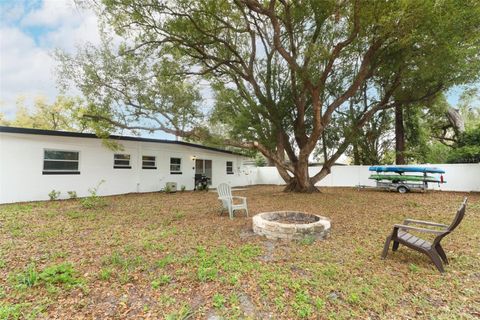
[217,183,248,219]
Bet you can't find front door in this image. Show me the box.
[195,159,212,185]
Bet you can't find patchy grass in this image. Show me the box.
[0,186,479,319]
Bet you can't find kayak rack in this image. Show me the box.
[367,166,445,194]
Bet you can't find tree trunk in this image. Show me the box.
[283,158,318,193]
[395,103,406,164]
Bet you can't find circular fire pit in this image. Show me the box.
[252,211,331,240]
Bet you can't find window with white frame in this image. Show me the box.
[170,157,182,174]
[142,155,156,169]
[43,149,80,175]
[114,154,131,169]
[226,161,234,174]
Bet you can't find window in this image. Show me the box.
[114,154,131,169]
[142,155,156,169]
[226,161,234,174]
[43,150,80,175]
[170,157,182,174]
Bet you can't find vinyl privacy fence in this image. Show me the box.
[253,163,480,192]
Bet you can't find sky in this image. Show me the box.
[0,0,476,133]
[0,0,101,117]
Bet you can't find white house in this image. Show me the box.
[0,126,256,204]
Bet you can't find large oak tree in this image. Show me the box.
[58,0,480,192]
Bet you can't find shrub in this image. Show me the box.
[67,191,77,199]
[163,184,172,193]
[80,180,107,209]
[48,190,61,201]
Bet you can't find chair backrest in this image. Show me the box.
[217,183,232,199]
[433,197,467,245]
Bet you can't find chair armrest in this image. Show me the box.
[394,224,446,235]
[403,219,448,228]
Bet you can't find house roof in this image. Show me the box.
[0,126,246,156]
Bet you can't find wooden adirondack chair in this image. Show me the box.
[381,197,467,273]
[217,183,249,219]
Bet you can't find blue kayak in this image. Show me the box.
[369,166,445,174]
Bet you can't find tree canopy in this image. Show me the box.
[58,0,480,192]
[1,96,87,132]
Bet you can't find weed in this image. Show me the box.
[67,191,77,199]
[65,211,83,219]
[292,291,313,318]
[6,221,25,237]
[212,293,226,309]
[197,266,219,282]
[80,180,107,209]
[99,268,113,281]
[13,263,40,288]
[193,245,261,283]
[172,210,185,221]
[347,292,360,305]
[151,275,171,289]
[165,304,192,320]
[48,190,61,201]
[38,263,81,286]
[0,303,22,320]
[156,255,174,268]
[12,262,81,289]
[143,240,165,251]
[118,271,131,284]
[405,200,421,208]
[0,259,6,269]
[315,297,325,310]
[321,265,338,279]
[274,296,286,311]
[299,235,316,245]
[159,294,176,307]
[409,263,420,273]
[180,185,186,192]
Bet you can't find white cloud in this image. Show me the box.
[21,0,82,28]
[0,27,55,116]
[0,0,101,118]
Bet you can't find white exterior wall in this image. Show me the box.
[255,164,480,192]
[0,132,255,203]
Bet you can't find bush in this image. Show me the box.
[448,125,480,163]
[48,190,61,201]
[80,180,107,209]
[67,191,77,199]
[163,184,172,193]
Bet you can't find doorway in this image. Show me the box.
[195,159,212,185]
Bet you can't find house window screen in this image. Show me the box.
[43,150,80,174]
[142,156,156,169]
[170,157,182,174]
[114,154,131,169]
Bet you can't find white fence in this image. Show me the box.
[254,164,480,192]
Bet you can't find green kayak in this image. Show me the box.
[369,174,441,183]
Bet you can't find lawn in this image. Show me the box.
[0,186,479,319]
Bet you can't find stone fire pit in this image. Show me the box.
[252,211,331,240]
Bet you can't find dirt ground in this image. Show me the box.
[1,186,479,319]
